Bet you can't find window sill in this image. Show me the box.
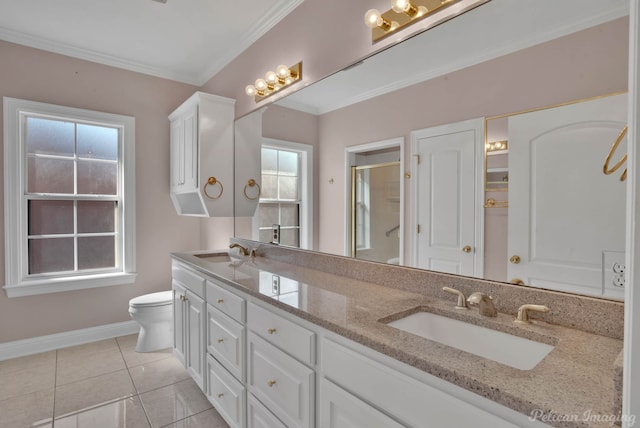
[3,273,137,298]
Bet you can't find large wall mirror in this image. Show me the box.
[233,0,630,301]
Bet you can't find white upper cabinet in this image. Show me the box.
[169,92,235,217]
[234,108,263,218]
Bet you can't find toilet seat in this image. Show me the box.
[129,290,173,308]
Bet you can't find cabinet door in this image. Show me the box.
[207,305,245,382]
[247,332,314,428]
[186,290,206,390]
[172,281,187,366]
[181,106,199,191]
[207,354,246,428]
[170,119,184,191]
[319,377,404,428]
[248,393,286,428]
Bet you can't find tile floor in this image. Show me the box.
[0,334,230,428]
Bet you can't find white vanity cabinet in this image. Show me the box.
[171,263,207,390]
[205,278,247,428]
[246,302,315,428]
[169,92,235,217]
[318,377,404,428]
[172,258,550,428]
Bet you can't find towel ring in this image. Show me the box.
[244,179,261,200]
[603,125,628,182]
[204,176,224,199]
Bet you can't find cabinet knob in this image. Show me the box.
[510,255,521,264]
[267,380,277,387]
[462,245,472,253]
[217,298,224,304]
[217,393,224,398]
[267,328,277,334]
[217,338,224,343]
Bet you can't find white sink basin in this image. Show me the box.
[387,311,554,370]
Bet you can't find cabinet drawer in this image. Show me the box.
[247,302,315,365]
[206,354,246,428]
[247,393,287,428]
[172,262,205,297]
[319,377,404,428]
[206,279,245,322]
[321,338,518,428]
[248,332,314,428]
[207,305,245,381]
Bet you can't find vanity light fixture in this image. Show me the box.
[485,140,508,153]
[245,62,302,102]
[364,0,489,43]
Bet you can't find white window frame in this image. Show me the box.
[253,138,313,250]
[3,97,136,297]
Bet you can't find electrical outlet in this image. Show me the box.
[613,275,625,288]
[613,262,626,274]
[603,250,626,292]
[271,224,280,245]
[272,275,280,295]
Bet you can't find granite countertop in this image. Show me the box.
[172,250,624,428]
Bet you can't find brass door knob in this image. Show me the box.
[217,298,224,304]
[462,245,472,253]
[267,328,277,334]
[267,380,277,387]
[510,255,521,264]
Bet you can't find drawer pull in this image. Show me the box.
[267,328,277,334]
[217,338,224,343]
[217,298,224,304]
[217,393,224,398]
[267,380,277,387]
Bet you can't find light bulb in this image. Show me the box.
[364,9,382,29]
[265,71,277,85]
[245,85,256,96]
[276,65,290,79]
[391,0,418,17]
[254,78,267,91]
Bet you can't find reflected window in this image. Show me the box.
[4,98,136,297]
[258,147,301,247]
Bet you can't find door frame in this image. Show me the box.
[410,117,485,277]
[344,138,405,264]
[624,0,640,423]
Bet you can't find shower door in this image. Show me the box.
[351,162,401,264]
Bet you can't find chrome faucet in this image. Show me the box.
[229,243,249,256]
[467,292,497,317]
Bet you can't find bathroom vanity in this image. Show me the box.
[171,241,623,428]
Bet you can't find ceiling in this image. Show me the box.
[0,0,303,86]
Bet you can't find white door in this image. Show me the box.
[508,93,627,296]
[412,118,484,276]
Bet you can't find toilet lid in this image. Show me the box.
[129,290,173,307]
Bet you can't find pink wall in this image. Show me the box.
[315,18,629,257]
[0,40,204,342]
[201,0,452,118]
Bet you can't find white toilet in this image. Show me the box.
[128,290,174,352]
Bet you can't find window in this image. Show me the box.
[254,139,313,249]
[3,98,136,297]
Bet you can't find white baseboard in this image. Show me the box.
[0,320,139,361]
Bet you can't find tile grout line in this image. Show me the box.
[116,336,155,427]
